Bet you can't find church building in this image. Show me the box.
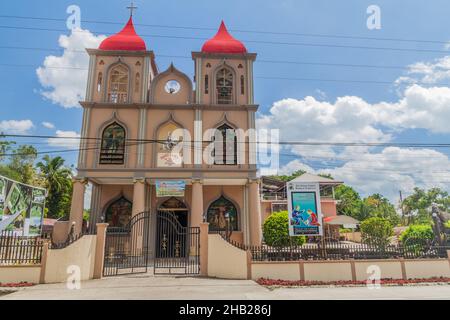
[69,13,262,257]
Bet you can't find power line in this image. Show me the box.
[0,24,449,54]
[2,134,450,148]
[0,14,449,45]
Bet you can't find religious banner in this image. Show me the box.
[0,175,46,236]
[155,180,186,198]
[287,182,323,236]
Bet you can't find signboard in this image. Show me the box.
[287,182,323,236]
[155,180,186,198]
[0,175,46,236]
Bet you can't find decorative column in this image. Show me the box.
[69,177,87,235]
[190,179,204,228]
[132,178,146,217]
[248,179,262,246]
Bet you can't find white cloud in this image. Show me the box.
[41,122,55,129]
[395,55,450,86]
[0,120,34,134]
[47,130,80,149]
[279,147,450,201]
[36,28,106,108]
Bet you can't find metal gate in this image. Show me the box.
[154,210,200,275]
[103,211,151,277]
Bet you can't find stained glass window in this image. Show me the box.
[207,196,238,231]
[105,197,132,228]
[100,122,126,164]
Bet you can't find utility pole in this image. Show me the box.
[399,190,406,225]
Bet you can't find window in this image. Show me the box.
[97,72,103,93]
[213,124,237,165]
[207,196,238,231]
[105,197,132,228]
[100,122,126,164]
[216,68,233,104]
[107,64,129,103]
[205,75,209,94]
[240,75,245,95]
[135,72,140,93]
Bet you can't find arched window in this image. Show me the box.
[97,72,103,93]
[135,72,140,93]
[213,124,237,165]
[216,68,233,104]
[107,64,129,103]
[100,122,126,164]
[240,75,245,95]
[207,196,238,231]
[105,197,132,228]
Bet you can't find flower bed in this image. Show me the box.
[256,277,450,287]
[0,282,35,288]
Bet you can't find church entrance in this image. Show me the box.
[154,198,200,275]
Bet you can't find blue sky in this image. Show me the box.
[0,0,449,201]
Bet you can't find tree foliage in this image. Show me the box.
[263,211,305,246]
[400,224,434,245]
[360,217,394,246]
[401,187,450,225]
[36,155,73,219]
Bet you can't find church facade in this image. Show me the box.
[69,15,262,256]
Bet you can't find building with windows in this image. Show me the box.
[69,15,262,256]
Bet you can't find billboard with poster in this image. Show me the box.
[287,182,323,236]
[0,175,46,236]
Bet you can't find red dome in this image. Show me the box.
[202,21,247,54]
[99,17,146,51]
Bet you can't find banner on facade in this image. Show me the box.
[287,182,323,236]
[0,175,47,236]
[155,180,186,197]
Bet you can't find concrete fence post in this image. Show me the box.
[199,223,209,277]
[39,241,49,284]
[93,223,108,279]
[447,250,450,270]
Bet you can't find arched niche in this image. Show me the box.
[150,63,193,104]
[104,196,132,228]
[206,195,239,231]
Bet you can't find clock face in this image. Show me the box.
[164,80,181,94]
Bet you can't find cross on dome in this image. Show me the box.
[127,2,138,16]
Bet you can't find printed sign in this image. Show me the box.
[155,180,186,198]
[0,175,46,236]
[287,182,323,236]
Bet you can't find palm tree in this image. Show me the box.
[37,155,73,218]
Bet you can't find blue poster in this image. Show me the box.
[289,191,322,236]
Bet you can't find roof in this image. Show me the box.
[201,21,247,54]
[99,16,146,51]
[290,173,343,185]
[323,215,360,226]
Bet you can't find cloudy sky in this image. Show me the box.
[0,0,449,203]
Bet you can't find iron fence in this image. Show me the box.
[0,231,44,265]
[214,232,450,261]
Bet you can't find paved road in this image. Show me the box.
[1,274,449,300]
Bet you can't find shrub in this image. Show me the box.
[263,211,305,246]
[400,224,434,246]
[360,217,393,246]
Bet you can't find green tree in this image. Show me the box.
[262,211,305,246]
[0,144,38,184]
[400,224,434,245]
[360,217,394,246]
[402,188,450,225]
[362,194,400,226]
[268,170,306,182]
[36,155,73,219]
[334,185,362,218]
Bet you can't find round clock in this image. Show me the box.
[164,80,181,94]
